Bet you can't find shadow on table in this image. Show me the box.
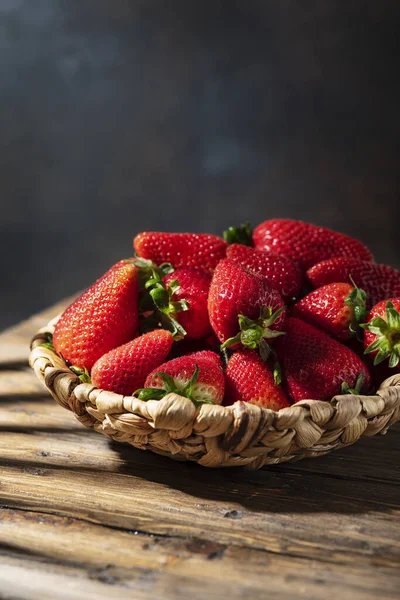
[109,436,400,516]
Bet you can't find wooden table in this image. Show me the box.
[1,299,399,600]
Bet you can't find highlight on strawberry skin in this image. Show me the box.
[307,258,400,308]
[90,330,174,396]
[253,219,373,271]
[53,260,139,371]
[292,281,367,342]
[274,318,371,403]
[225,349,290,410]
[134,232,228,271]
[226,243,304,302]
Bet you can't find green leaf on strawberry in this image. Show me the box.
[130,257,175,290]
[40,332,55,352]
[223,222,253,246]
[362,301,400,368]
[134,364,215,408]
[344,277,367,339]
[134,257,190,340]
[70,365,92,384]
[221,306,286,355]
[341,373,366,395]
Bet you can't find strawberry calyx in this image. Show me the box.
[129,257,175,289]
[345,278,367,339]
[40,332,55,352]
[70,365,92,384]
[362,301,400,367]
[223,222,253,246]
[272,358,283,386]
[341,373,366,395]
[221,306,286,361]
[132,257,190,340]
[134,365,215,407]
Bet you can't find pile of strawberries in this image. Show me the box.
[50,219,400,410]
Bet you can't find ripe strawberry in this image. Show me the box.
[292,282,367,341]
[362,298,400,371]
[208,259,286,358]
[253,219,373,271]
[226,243,303,301]
[91,330,173,395]
[225,349,290,410]
[53,260,139,370]
[138,350,225,405]
[275,318,371,402]
[134,232,227,271]
[307,258,400,308]
[163,268,212,339]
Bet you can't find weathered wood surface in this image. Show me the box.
[0,300,399,599]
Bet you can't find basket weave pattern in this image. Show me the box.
[29,317,400,469]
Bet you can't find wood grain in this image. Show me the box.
[1,508,399,600]
[0,299,400,599]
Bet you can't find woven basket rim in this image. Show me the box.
[29,316,400,469]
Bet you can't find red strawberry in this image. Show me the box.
[275,318,371,402]
[134,232,227,271]
[53,260,139,370]
[208,259,286,358]
[91,330,173,395]
[163,268,212,339]
[253,219,373,271]
[307,258,400,308]
[225,349,290,410]
[226,243,303,301]
[139,350,225,405]
[292,282,367,341]
[362,298,400,372]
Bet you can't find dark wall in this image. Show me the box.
[1,1,399,330]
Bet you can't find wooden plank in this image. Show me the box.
[0,295,75,365]
[0,508,399,600]
[1,439,400,567]
[1,300,400,599]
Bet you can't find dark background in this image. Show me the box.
[1,1,399,330]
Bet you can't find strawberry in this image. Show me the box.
[208,259,286,358]
[275,318,371,402]
[225,349,290,410]
[307,258,400,308]
[253,219,373,271]
[362,298,400,371]
[134,232,227,271]
[163,268,212,339]
[137,350,225,406]
[292,282,367,341]
[53,260,139,370]
[91,330,173,395]
[226,243,303,301]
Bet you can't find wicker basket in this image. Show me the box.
[29,316,400,469]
